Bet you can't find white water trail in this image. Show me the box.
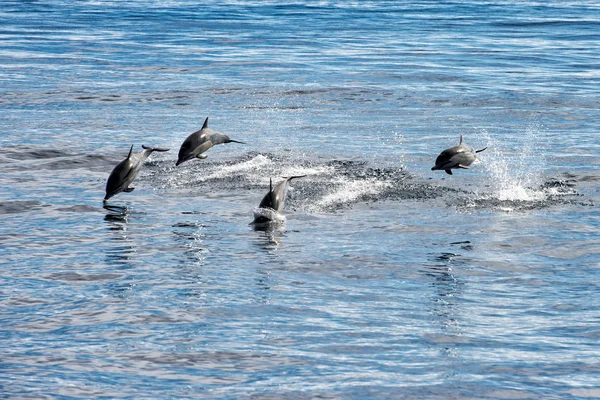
[309,177,392,212]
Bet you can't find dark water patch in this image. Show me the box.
[44,272,123,282]
[71,90,198,105]
[0,200,45,214]
[126,350,307,369]
[575,174,600,183]
[2,147,74,161]
[493,19,600,28]
[41,154,116,171]
[4,297,48,306]
[172,222,203,228]
[56,204,100,213]
[282,88,331,96]
[0,146,117,172]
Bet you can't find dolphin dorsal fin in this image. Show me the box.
[127,145,134,159]
[269,177,273,193]
[459,134,464,145]
[202,117,209,129]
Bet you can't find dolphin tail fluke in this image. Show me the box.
[476,147,487,153]
[142,145,170,152]
[202,117,209,129]
[284,175,307,182]
[445,169,453,175]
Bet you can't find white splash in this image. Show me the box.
[478,125,548,203]
[252,207,286,223]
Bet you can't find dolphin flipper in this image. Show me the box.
[445,170,453,175]
[476,147,487,153]
[124,187,135,192]
[192,141,214,159]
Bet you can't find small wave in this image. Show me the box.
[0,200,45,215]
[0,146,116,171]
[2,147,73,161]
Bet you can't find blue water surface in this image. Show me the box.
[1,1,599,398]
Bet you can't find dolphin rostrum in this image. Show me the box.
[253,175,306,223]
[431,135,487,175]
[175,117,244,166]
[104,145,170,203]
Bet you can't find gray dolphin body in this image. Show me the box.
[253,176,306,223]
[431,135,487,175]
[104,145,170,202]
[175,118,244,166]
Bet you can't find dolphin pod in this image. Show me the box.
[431,135,487,175]
[104,145,170,203]
[104,117,489,224]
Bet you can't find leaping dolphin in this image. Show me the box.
[431,135,487,175]
[175,117,244,166]
[253,175,306,223]
[104,145,170,203]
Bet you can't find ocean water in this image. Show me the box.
[1,1,599,398]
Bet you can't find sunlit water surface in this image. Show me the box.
[1,1,599,398]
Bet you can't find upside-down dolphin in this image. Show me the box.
[253,175,306,223]
[431,135,487,175]
[104,145,170,203]
[175,117,244,166]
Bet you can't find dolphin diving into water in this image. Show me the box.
[104,145,170,203]
[431,135,487,175]
[175,117,244,166]
[253,176,306,224]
